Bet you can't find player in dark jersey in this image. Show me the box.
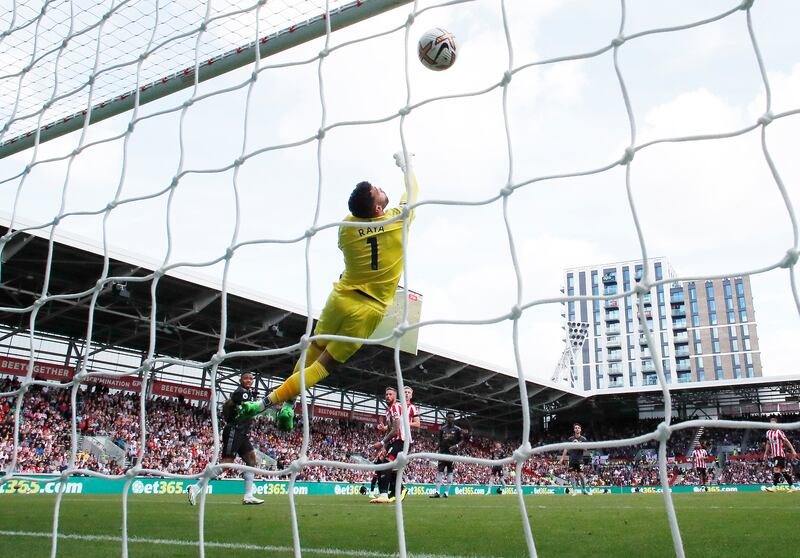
[188,372,266,505]
[487,442,507,495]
[559,423,591,496]
[431,411,463,498]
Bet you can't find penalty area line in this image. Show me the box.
[0,530,503,558]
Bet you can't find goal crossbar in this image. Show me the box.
[0,0,413,160]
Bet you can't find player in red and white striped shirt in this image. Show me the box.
[391,385,420,502]
[370,386,419,503]
[403,385,421,436]
[763,416,797,491]
[691,442,709,487]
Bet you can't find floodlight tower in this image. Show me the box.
[552,321,590,388]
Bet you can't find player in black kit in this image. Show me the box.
[188,372,266,505]
[487,442,507,495]
[431,412,463,498]
[559,422,591,496]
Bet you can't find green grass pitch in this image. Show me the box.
[1,492,799,557]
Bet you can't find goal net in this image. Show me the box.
[1,0,799,557]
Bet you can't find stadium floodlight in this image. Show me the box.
[551,321,589,388]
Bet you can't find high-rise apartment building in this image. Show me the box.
[562,258,762,391]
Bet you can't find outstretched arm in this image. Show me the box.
[394,151,418,210]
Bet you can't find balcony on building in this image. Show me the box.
[674,346,690,358]
[605,299,619,309]
[607,351,623,362]
[606,324,621,335]
[642,293,652,306]
[673,331,689,343]
[670,289,685,303]
[671,304,686,318]
[602,273,617,284]
[642,373,658,386]
[608,379,624,388]
[605,310,620,322]
[606,335,621,348]
[639,334,650,345]
[641,360,656,373]
[675,361,691,373]
[672,318,688,331]
[677,372,692,383]
[607,364,623,376]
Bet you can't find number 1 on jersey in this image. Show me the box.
[366,237,378,270]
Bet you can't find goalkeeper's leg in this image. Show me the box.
[267,347,335,431]
[267,289,386,408]
[268,346,333,405]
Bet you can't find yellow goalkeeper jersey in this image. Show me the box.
[336,175,418,307]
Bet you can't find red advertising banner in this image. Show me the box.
[0,356,74,381]
[0,357,209,399]
[151,380,211,401]
[310,405,351,420]
[351,410,379,423]
[84,374,143,393]
[292,403,360,420]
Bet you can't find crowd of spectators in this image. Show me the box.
[2,376,796,487]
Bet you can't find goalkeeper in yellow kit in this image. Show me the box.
[238,151,418,430]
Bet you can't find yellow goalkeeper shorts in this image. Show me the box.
[314,287,387,364]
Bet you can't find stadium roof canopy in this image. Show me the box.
[0,214,586,430]
[3,214,799,432]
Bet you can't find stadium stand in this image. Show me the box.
[3,376,795,487]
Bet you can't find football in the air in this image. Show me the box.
[417,28,457,71]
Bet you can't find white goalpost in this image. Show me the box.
[2,1,800,557]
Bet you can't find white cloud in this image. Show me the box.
[640,88,744,141]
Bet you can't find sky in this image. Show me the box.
[1,0,799,384]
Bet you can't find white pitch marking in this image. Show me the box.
[0,530,505,558]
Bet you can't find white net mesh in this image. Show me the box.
[1,0,799,557]
[0,0,359,143]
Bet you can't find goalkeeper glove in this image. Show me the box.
[235,401,268,422]
[393,150,415,173]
